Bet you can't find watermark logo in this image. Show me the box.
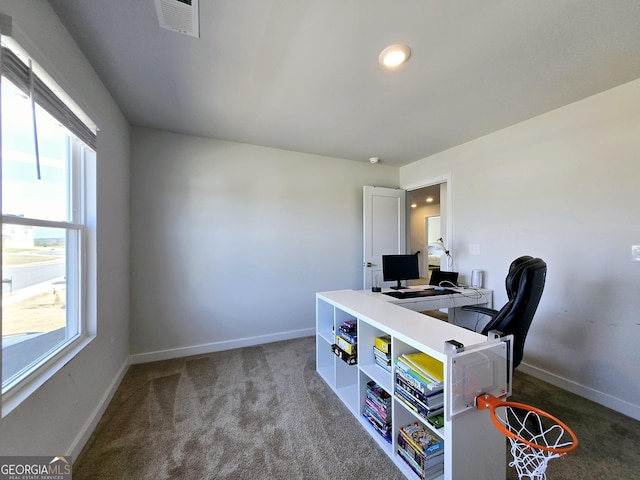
[0,456,71,480]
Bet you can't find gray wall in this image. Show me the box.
[129,127,398,360]
[0,0,130,456]
[401,78,640,420]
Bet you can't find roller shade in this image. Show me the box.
[1,46,97,150]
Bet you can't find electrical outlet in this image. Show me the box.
[632,245,640,262]
[469,244,480,255]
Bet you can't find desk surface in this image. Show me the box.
[361,285,492,308]
[317,288,492,358]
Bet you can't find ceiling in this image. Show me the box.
[47,0,640,167]
[409,185,440,208]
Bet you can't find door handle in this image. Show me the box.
[363,262,375,267]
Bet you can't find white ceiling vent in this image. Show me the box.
[154,0,199,38]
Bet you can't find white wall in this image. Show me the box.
[129,127,398,360]
[400,78,640,420]
[0,0,130,457]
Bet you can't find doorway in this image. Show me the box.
[426,215,442,275]
[361,178,450,290]
[408,183,445,285]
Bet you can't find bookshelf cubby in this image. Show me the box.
[316,289,508,480]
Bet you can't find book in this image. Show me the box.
[395,389,444,420]
[340,320,357,333]
[364,403,389,424]
[374,346,391,371]
[398,422,444,456]
[396,445,424,477]
[401,352,444,383]
[373,346,391,360]
[336,335,357,354]
[395,374,443,408]
[336,328,357,344]
[365,391,390,412]
[396,372,444,407]
[375,335,391,353]
[366,381,391,403]
[365,402,389,423]
[363,412,392,442]
[375,358,392,372]
[395,359,429,389]
[427,414,444,429]
[397,450,443,480]
[395,382,443,414]
[423,464,445,480]
[395,360,442,393]
[398,435,445,468]
[363,381,392,443]
[366,385,391,418]
[331,343,357,364]
[397,423,445,480]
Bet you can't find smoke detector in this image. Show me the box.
[369,157,380,164]
[154,0,200,38]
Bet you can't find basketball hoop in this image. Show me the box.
[477,393,578,480]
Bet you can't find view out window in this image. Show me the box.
[1,40,96,406]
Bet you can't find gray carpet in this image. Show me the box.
[74,337,640,479]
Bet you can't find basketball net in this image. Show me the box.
[477,394,578,480]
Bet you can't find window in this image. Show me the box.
[1,35,96,414]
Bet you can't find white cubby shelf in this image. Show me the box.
[316,289,508,480]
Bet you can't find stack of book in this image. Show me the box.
[397,422,445,479]
[331,320,357,364]
[373,335,391,372]
[395,352,444,423]
[362,381,392,443]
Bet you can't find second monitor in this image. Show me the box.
[382,254,420,290]
[429,269,459,287]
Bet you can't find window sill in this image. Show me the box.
[2,333,95,418]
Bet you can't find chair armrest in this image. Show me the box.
[461,305,499,317]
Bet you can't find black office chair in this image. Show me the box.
[462,257,546,369]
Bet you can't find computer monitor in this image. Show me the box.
[382,254,420,290]
[429,269,459,287]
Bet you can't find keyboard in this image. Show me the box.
[383,288,457,299]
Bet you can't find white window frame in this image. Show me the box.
[1,25,97,417]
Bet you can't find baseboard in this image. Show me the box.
[129,327,316,365]
[519,362,640,421]
[68,357,130,460]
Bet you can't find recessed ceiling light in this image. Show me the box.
[426,196,434,203]
[379,44,411,68]
[411,203,417,208]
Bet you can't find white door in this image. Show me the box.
[363,186,406,289]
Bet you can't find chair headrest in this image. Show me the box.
[505,256,534,299]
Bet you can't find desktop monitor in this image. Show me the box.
[429,269,459,287]
[382,254,420,290]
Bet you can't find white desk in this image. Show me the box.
[315,289,506,480]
